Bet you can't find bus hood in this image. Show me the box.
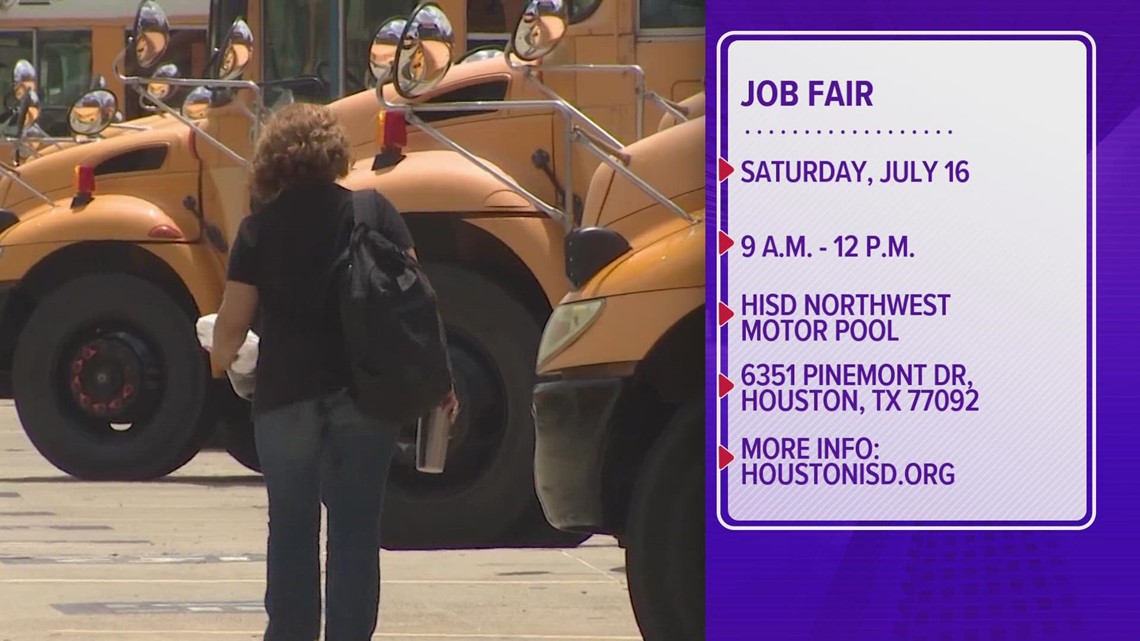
[329,55,525,155]
[0,123,191,220]
[579,116,705,234]
[1,112,180,167]
[564,116,706,288]
[568,218,705,301]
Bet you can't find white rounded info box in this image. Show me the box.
[714,32,1095,531]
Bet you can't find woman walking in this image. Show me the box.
[209,102,457,641]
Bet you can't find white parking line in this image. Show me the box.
[51,631,641,639]
[2,578,620,585]
[559,551,624,585]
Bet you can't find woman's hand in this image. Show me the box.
[212,281,259,379]
[208,347,230,379]
[440,386,460,422]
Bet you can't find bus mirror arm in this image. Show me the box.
[125,83,249,167]
[6,136,74,165]
[109,122,150,131]
[526,80,625,148]
[570,128,694,224]
[113,49,261,168]
[400,109,568,228]
[649,93,689,123]
[374,82,622,152]
[571,126,631,165]
[522,63,690,135]
[375,88,620,230]
[521,63,647,141]
[372,86,686,228]
[0,161,56,208]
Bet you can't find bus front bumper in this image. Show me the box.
[531,376,624,534]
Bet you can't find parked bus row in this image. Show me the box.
[0,0,703,636]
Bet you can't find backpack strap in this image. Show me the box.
[351,189,380,229]
[333,190,378,263]
[328,190,376,280]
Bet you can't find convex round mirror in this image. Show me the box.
[145,63,180,101]
[16,90,41,135]
[393,2,455,98]
[12,87,41,140]
[368,17,407,83]
[181,85,211,120]
[11,59,37,102]
[458,45,504,64]
[510,0,568,62]
[217,19,254,80]
[132,0,172,69]
[69,89,119,136]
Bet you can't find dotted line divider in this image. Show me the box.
[743,128,953,136]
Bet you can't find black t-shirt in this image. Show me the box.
[226,183,414,415]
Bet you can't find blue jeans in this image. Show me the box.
[254,388,399,641]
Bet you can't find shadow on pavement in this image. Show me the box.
[0,474,265,487]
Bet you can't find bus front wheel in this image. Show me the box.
[380,264,540,548]
[624,401,705,641]
[12,273,212,480]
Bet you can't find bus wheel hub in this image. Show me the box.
[66,334,155,421]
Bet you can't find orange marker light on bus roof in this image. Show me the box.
[377,110,408,149]
[75,164,95,194]
[72,164,95,207]
[373,111,409,170]
[375,111,385,150]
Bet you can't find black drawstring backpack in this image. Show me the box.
[331,190,453,424]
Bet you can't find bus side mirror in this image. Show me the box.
[216,18,254,80]
[145,63,180,102]
[132,1,172,69]
[69,89,119,137]
[11,59,37,103]
[15,88,41,138]
[368,17,408,85]
[509,0,568,62]
[392,2,456,99]
[181,86,212,120]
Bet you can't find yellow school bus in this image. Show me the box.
[3,0,702,157]
[531,104,705,641]
[0,0,703,548]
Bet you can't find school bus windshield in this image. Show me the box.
[260,0,417,99]
[256,0,622,100]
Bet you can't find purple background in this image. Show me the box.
[716,32,1094,529]
[704,1,1140,639]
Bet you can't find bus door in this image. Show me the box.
[633,0,704,108]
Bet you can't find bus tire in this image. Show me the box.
[380,264,540,548]
[624,400,705,641]
[221,406,260,473]
[12,273,211,480]
[203,382,260,473]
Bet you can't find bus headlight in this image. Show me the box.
[537,298,605,367]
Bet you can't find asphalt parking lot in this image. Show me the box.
[0,400,641,641]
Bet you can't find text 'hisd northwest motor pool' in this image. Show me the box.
[715,35,1093,528]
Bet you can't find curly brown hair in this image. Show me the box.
[250,102,352,206]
